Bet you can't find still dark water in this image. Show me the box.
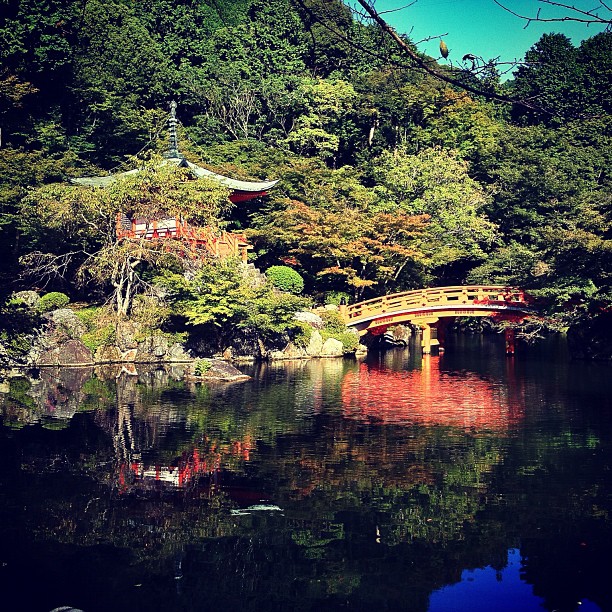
[1,335,611,612]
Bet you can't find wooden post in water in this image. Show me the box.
[421,323,432,354]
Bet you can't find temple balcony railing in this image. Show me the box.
[115,213,250,262]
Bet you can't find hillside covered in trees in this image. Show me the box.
[1,0,611,361]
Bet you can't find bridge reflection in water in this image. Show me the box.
[341,356,525,432]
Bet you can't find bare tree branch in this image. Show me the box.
[494,0,612,30]
[207,88,259,141]
[352,0,555,115]
[19,251,85,288]
[378,1,417,16]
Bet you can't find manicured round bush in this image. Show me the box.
[320,309,347,334]
[37,291,70,313]
[265,266,304,295]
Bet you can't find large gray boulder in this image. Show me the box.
[115,319,139,351]
[46,308,87,341]
[269,342,309,360]
[306,330,324,356]
[94,345,124,363]
[135,335,192,362]
[38,338,94,366]
[11,290,40,308]
[25,309,91,366]
[167,343,192,362]
[136,335,170,361]
[294,311,325,329]
[187,359,250,381]
[321,337,344,357]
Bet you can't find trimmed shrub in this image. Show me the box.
[320,309,347,334]
[75,306,116,351]
[265,266,304,295]
[37,292,70,312]
[292,320,313,347]
[81,324,116,352]
[74,306,102,328]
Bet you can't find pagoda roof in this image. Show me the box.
[70,101,278,194]
[181,158,279,193]
[70,155,279,193]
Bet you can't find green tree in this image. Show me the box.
[413,90,503,162]
[158,258,310,350]
[474,117,612,327]
[283,78,358,162]
[372,146,497,280]
[577,32,612,117]
[251,196,427,300]
[511,33,582,125]
[68,0,175,163]
[19,156,230,315]
[295,0,355,76]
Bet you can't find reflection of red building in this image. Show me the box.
[117,437,254,492]
[341,358,524,431]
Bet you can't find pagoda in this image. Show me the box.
[71,101,278,262]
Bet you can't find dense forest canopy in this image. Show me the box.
[1,0,611,354]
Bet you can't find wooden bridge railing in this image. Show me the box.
[344,285,529,325]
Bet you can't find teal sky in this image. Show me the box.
[366,0,607,77]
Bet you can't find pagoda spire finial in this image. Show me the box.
[165,100,182,159]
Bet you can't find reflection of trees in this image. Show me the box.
[0,366,106,429]
[0,359,528,553]
[1,349,610,611]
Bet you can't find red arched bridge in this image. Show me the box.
[340,285,534,354]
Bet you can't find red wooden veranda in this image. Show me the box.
[115,214,251,262]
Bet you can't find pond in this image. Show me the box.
[0,335,611,612]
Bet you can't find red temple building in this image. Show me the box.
[71,101,278,262]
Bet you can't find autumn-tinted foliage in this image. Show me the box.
[0,0,610,349]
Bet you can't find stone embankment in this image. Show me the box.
[1,297,368,375]
[23,308,192,368]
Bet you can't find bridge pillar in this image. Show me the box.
[421,323,432,354]
[416,318,439,354]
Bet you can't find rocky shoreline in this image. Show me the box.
[0,298,376,380]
